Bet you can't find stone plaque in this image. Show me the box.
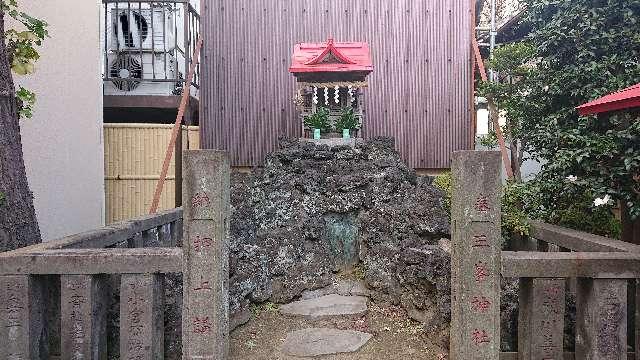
[576,278,627,360]
[518,278,565,359]
[120,274,164,359]
[182,150,230,360]
[450,151,501,360]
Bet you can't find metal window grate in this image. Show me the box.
[102,0,200,96]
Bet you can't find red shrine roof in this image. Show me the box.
[289,38,373,74]
[577,83,640,116]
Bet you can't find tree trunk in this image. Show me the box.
[0,9,42,251]
[509,138,522,181]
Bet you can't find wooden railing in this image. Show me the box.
[450,150,640,360]
[0,150,230,360]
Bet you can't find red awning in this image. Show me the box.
[576,83,640,116]
[289,38,373,74]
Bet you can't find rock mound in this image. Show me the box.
[228,137,451,329]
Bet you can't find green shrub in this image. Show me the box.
[303,107,330,131]
[501,175,621,239]
[502,181,535,237]
[433,172,452,217]
[334,107,361,131]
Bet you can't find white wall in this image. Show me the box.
[14,1,105,241]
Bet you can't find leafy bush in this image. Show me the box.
[433,172,452,216]
[433,171,621,240]
[519,174,622,239]
[334,107,361,131]
[2,0,49,118]
[478,131,498,148]
[501,181,533,237]
[488,0,640,220]
[303,107,330,131]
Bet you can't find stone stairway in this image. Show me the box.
[279,280,374,357]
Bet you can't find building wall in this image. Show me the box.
[201,0,474,169]
[14,1,105,241]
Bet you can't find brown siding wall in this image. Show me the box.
[201,0,474,169]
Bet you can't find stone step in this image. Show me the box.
[282,328,373,357]
[300,279,370,300]
[279,294,368,318]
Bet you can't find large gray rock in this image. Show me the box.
[228,137,451,329]
[280,294,368,318]
[282,328,373,357]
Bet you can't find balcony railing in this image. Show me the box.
[102,0,200,97]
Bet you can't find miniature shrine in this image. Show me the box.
[289,38,374,139]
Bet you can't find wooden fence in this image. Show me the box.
[104,123,200,224]
[451,150,640,360]
[0,150,229,360]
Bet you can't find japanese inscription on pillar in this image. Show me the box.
[120,274,164,359]
[182,150,230,360]
[0,276,30,359]
[450,151,501,360]
[538,282,564,359]
[576,279,627,360]
[125,281,145,357]
[61,275,92,360]
[519,278,565,360]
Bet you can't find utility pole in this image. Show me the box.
[489,0,497,82]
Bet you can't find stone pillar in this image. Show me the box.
[518,278,565,359]
[0,275,45,359]
[182,150,230,360]
[450,151,502,360]
[120,274,165,359]
[636,280,640,360]
[60,274,108,360]
[171,218,183,247]
[576,278,627,360]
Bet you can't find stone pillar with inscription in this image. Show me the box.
[450,151,501,360]
[0,275,45,359]
[576,278,627,360]
[518,278,565,359]
[182,150,230,360]
[120,274,165,359]
[60,274,108,360]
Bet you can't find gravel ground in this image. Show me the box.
[229,302,449,360]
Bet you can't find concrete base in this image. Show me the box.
[300,138,362,147]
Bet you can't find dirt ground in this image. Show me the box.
[229,302,449,360]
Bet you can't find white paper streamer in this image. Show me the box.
[334,86,340,104]
[348,86,355,104]
[324,87,329,105]
[313,87,318,105]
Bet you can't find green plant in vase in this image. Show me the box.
[334,107,361,138]
[303,107,330,139]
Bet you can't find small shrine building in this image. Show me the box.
[289,38,373,137]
